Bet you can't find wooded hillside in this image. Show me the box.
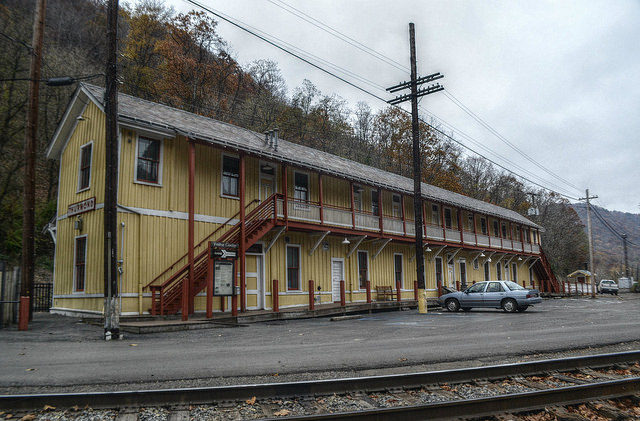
[1,0,589,278]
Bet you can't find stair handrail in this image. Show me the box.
[217,193,282,243]
[144,198,260,290]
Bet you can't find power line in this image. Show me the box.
[175,0,582,201]
[590,204,640,248]
[265,0,410,74]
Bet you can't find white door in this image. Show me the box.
[447,260,456,288]
[331,259,344,302]
[260,176,275,201]
[245,254,264,310]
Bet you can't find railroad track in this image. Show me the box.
[2,351,640,420]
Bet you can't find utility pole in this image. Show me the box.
[578,189,598,298]
[19,0,47,331]
[386,23,443,314]
[621,234,629,278]
[104,0,120,340]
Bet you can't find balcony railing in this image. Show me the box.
[277,197,540,254]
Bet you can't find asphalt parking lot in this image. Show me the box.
[1,294,639,393]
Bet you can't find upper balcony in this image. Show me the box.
[275,196,541,255]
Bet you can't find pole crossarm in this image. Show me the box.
[386,72,444,93]
[388,84,444,105]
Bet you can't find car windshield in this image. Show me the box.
[504,281,525,291]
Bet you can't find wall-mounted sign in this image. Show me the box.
[213,260,235,296]
[68,197,96,217]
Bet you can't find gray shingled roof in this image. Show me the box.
[81,83,541,229]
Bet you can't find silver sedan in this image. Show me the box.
[438,280,542,313]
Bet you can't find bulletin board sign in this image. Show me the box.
[213,259,236,296]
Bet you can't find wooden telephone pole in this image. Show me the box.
[104,0,120,340]
[579,189,598,298]
[386,23,443,313]
[19,0,47,331]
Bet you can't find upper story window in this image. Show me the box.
[294,172,309,201]
[444,208,452,229]
[136,137,161,184]
[467,214,474,231]
[222,155,239,197]
[392,194,401,217]
[371,190,379,216]
[480,217,488,235]
[77,142,92,191]
[501,223,507,239]
[431,204,440,225]
[492,220,499,237]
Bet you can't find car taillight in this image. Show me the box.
[526,294,532,298]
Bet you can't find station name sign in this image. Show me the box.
[68,197,96,217]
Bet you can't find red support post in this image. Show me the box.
[239,154,246,313]
[18,297,29,331]
[350,182,356,230]
[456,280,460,291]
[221,296,225,313]
[340,280,346,307]
[522,280,526,289]
[272,279,279,312]
[366,280,371,303]
[378,188,383,234]
[396,279,402,302]
[414,280,418,301]
[206,245,213,319]
[185,140,196,320]
[309,280,315,311]
[438,283,442,297]
[151,288,157,316]
[318,174,324,224]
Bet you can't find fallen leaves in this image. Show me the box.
[246,396,256,405]
[43,405,56,411]
[19,415,35,421]
[273,409,290,416]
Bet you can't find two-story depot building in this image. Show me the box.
[46,83,557,318]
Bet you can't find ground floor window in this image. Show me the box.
[529,267,534,286]
[459,260,467,288]
[394,254,403,288]
[358,251,368,289]
[484,261,490,282]
[512,263,518,283]
[74,236,87,292]
[435,257,443,287]
[286,245,300,290]
[496,263,502,280]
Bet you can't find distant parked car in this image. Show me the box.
[438,281,542,313]
[598,280,619,295]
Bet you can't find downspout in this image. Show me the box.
[119,221,125,316]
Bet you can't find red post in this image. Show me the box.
[272,279,279,312]
[438,283,442,297]
[309,280,315,311]
[456,280,460,291]
[206,246,213,319]
[318,174,324,224]
[239,154,246,313]
[396,279,402,302]
[151,288,157,316]
[522,280,526,289]
[340,280,346,307]
[185,140,196,321]
[366,280,371,303]
[18,297,30,331]
[414,280,418,301]
[221,296,225,313]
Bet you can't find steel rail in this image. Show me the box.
[277,377,640,420]
[2,350,639,411]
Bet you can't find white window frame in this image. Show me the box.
[353,185,363,211]
[286,244,301,291]
[371,189,380,216]
[293,170,310,202]
[73,234,88,293]
[431,203,440,225]
[134,134,164,187]
[467,214,474,231]
[77,141,94,193]
[392,194,401,218]
[443,207,453,229]
[356,250,369,291]
[393,253,404,289]
[258,160,277,201]
[220,153,240,199]
[435,256,443,286]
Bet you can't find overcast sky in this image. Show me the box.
[158,0,640,213]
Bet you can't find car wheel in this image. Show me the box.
[462,307,471,312]
[445,298,460,312]
[517,305,529,312]
[501,298,517,313]
[615,291,618,295]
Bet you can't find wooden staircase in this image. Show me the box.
[537,247,560,293]
[146,194,282,316]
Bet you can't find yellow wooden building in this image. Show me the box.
[46,84,558,317]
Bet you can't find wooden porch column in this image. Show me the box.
[185,139,195,320]
[472,212,478,244]
[318,173,324,224]
[350,181,356,230]
[378,187,383,234]
[457,208,464,243]
[282,164,288,224]
[401,195,406,235]
[519,224,525,252]
[239,153,246,313]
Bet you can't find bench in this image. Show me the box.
[376,285,397,301]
